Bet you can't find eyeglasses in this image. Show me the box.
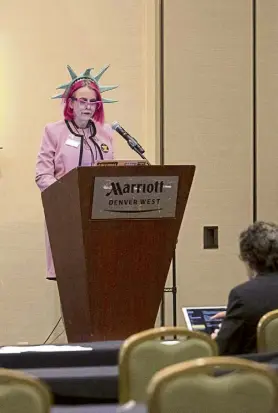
[71,98,102,108]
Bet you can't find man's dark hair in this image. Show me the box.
[240,221,278,274]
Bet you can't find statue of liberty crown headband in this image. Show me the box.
[51,64,118,103]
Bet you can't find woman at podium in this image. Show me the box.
[35,64,118,279]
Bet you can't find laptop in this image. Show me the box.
[182,306,226,335]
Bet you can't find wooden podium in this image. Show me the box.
[41,165,195,342]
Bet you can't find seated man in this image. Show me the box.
[213,221,278,355]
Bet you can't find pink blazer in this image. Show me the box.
[35,119,114,279]
[35,119,114,191]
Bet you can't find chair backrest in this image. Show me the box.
[147,356,278,413]
[0,368,52,413]
[257,309,278,352]
[119,326,218,403]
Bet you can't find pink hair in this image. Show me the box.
[63,79,104,124]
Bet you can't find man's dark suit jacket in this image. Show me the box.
[216,273,278,355]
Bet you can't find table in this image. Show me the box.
[51,405,147,413]
[0,341,121,369]
[23,365,118,404]
[18,354,278,404]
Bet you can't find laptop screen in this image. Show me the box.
[182,306,226,335]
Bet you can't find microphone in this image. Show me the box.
[111,121,145,155]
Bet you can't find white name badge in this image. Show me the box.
[65,137,80,148]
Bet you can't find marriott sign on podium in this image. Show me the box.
[91,176,179,219]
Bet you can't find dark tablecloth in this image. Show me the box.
[0,341,121,369]
[240,351,278,364]
[51,405,147,413]
[24,365,118,404]
[3,340,278,406]
[17,350,278,405]
[2,341,278,370]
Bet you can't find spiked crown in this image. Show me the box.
[52,64,118,103]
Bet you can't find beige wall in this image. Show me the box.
[0,0,157,344]
[163,0,253,325]
[257,0,278,222]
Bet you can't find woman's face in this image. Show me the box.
[70,86,98,124]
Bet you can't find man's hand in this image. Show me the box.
[210,312,226,339]
[210,311,226,320]
[211,328,220,339]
